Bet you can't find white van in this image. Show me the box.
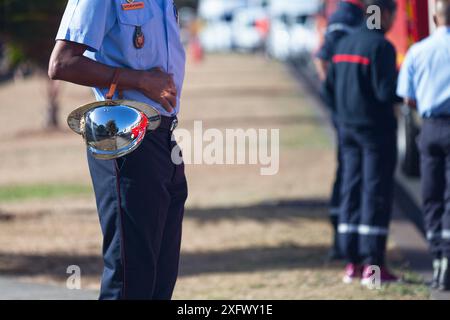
[198,0,246,52]
[231,6,269,52]
[266,0,321,60]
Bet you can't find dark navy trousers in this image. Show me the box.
[330,118,343,253]
[338,125,397,266]
[87,126,188,300]
[418,118,450,260]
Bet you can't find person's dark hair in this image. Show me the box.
[435,0,450,25]
[363,0,397,13]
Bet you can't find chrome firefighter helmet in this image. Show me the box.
[67,100,161,160]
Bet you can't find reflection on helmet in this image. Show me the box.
[68,101,161,160]
[84,106,148,160]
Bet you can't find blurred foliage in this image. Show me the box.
[0,0,197,70]
[0,0,67,69]
[4,44,24,67]
[176,0,198,9]
[0,184,92,202]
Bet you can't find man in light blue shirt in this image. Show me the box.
[49,0,187,299]
[54,0,185,116]
[397,27,450,118]
[397,0,450,291]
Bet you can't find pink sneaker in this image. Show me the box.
[342,263,363,284]
[361,265,400,286]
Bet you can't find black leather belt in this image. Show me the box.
[159,116,178,132]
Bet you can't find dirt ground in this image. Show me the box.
[0,54,428,299]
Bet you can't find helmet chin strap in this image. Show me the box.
[106,68,124,100]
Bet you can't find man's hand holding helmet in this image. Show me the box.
[138,67,177,113]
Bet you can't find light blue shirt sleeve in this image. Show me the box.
[56,0,115,52]
[396,47,416,100]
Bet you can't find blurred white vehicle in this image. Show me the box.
[267,0,321,60]
[266,16,290,60]
[232,6,269,52]
[199,21,234,52]
[198,0,246,52]
[198,0,246,20]
[289,16,320,58]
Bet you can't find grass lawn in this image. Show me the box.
[0,184,92,202]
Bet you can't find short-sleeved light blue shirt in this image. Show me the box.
[397,27,450,118]
[56,0,186,117]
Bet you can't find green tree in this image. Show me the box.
[0,0,67,128]
[0,0,198,128]
[176,0,198,9]
[0,0,67,66]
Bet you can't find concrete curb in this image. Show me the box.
[0,277,98,300]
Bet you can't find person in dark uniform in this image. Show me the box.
[316,0,365,81]
[397,0,450,291]
[49,0,187,299]
[323,0,400,286]
[315,0,365,260]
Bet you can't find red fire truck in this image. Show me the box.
[318,0,436,177]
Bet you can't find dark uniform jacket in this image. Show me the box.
[323,26,399,129]
[316,0,365,62]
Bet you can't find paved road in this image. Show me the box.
[396,173,450,300]
[0,277,98,300]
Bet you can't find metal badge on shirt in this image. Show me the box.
[173,1,179,24]
[134,26,145,49]
[121,0,146,49]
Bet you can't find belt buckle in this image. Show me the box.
[170,118,178,131]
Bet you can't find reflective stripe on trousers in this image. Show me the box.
[338,223,388,236]
[427,230,450,241]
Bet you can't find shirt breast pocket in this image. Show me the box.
[115,2,154,55]
[116,2,154,27]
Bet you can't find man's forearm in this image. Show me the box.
[314,58,328,82]
[48,41,142,91]
[49,54,143,91]
[49,40,177,112]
